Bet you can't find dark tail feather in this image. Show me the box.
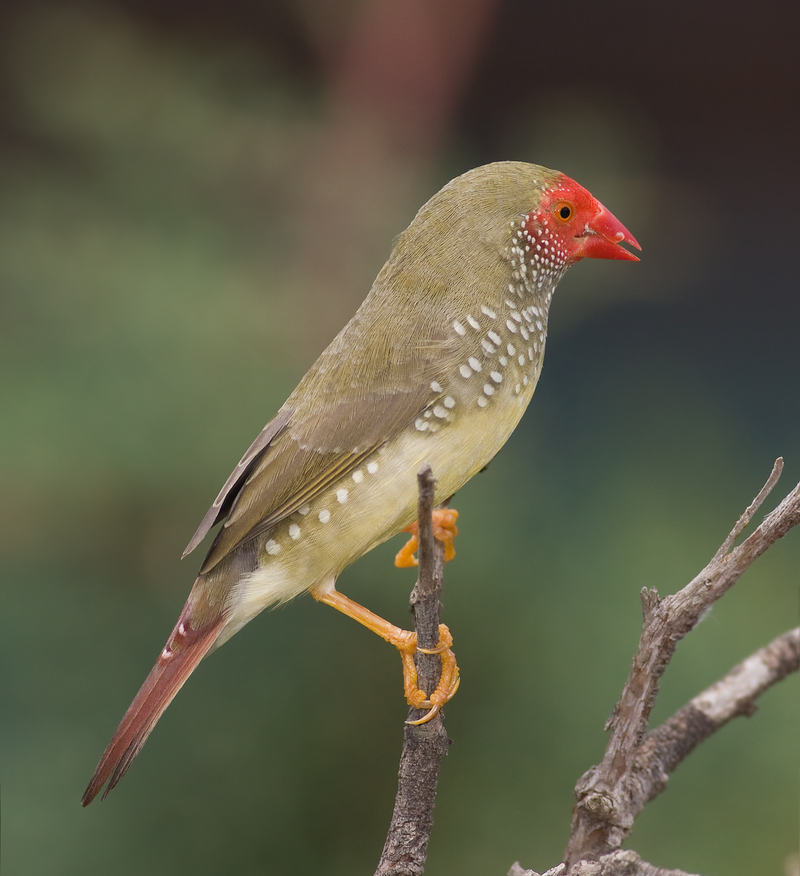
[82,610,225,806]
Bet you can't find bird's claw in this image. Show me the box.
[392,624,460,725]
[394,508,459,568]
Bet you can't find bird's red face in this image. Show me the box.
[524,175,641,265]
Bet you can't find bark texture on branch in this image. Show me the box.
[563,459,800,867]
[510,849,702,876]
[374,466,451,876]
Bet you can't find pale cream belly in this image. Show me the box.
[222,375,537,641]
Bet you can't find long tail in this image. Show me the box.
[82,603,226,806]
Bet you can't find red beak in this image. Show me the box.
[576,201,641,261]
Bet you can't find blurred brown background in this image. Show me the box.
[1,1,798,874]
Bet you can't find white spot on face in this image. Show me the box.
[467,315,480,330]
[477,396,488,407]
[266,539,281,555]
[319,509,331,523]
[468,356,482,372]
[336,488,348,504]
[352,470,364,483]
[289,523,301,540]
[444,396,455,408]
[459,364,472,378]
[453,320,466,336]
[481,305,497,319]
[367,461,378,474]
[430,381,443,393]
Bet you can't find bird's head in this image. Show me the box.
[524,174,641,265]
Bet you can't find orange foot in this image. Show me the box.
[397,623,461,724]
[395,507,459,568]
[313,589,460,725]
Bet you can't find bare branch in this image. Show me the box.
[374,466,451,876]
[713,457,783,561]
[564,464,800,865]
[636,626,800,798]
[511,850,702,876]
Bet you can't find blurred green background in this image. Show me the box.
[1,1,798,874]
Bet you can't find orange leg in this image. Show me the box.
[313,588,460,724]
[394,507,459,568]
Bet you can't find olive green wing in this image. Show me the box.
[184,302,459,575]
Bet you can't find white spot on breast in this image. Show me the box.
[507,343,516,356]
[520,326,529,341]
[490,371,502,383]
[336,489,348,504]
[453,320,466,336]
[444,396,455,408]
[481,339,496,354]
[367,461,379,474]
[481,305,497,319]
[488,330,501,345]
[433,405,448,418]
[430,381,443,393]
[297,504,310,516]
[352,470,364,483]
[477,396,488,407]
[415,417,428,431]
[506,319,518,333]
[318,509,331,523]
[289,523,301,540]
[266,539,281,555]
[468,356,482,372]
[499,355,508,366]
[467,315,480,330]
[459,364,472,378]
[483,384,494,396]
[518,354,526,366]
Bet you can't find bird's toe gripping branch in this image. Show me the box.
[313,590,460,725]
[397,624,460,725]
[394,507,459,568]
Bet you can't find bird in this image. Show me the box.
[82,161,639,805]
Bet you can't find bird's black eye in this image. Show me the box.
[555,201,574,222]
